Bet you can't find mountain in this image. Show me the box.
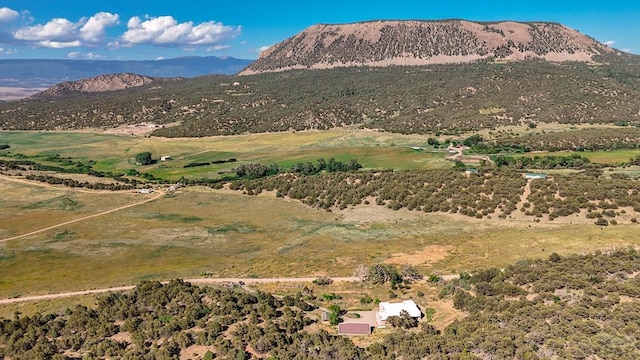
[28,73,156,100]
[241,20,619,75]
[0,56,252,88]
[1,20,639,136]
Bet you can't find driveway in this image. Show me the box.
[343,310,378,327]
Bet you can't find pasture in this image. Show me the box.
[1,179,639,300]
[2,129,640,301]
[0,130,449,181]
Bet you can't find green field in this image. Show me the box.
[535,149,640,164]
[0,130,450,181]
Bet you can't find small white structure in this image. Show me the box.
[139,188,154,194]
[525,173,547,180]
[160,156,173,161]
[377,300,421,324]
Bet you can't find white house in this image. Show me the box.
[377,300,421,324]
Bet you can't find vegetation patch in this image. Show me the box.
[205,223,256,234]
[141,213,203,223]
[21,195,82,211]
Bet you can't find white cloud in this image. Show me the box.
[79,12,119,43]
[0,7,19,23]
[12,12,118,48]
[604,40,616,47]
[7,10,240,54]
[1,48,17,54]
[250,45,272,54]
[622,48,631,53]
[68,51,103,59]
[38,40,82,48]
[14,18,76,41]
[207,44,230,51]
[122,15,240,46]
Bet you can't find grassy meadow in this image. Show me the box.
[2,129,640,303]
[0,130,450,181]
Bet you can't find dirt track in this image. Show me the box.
[0,275,462,304]
[0,175,164,243]
[0,277,360,304]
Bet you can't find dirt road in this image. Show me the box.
[0,176,164,243]
[0,277,360,304]
[0,275,463,304]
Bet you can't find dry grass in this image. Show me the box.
[3,130,640,313]
[0,294,98,319]
[2,181,640,299]
[0,177,140,239]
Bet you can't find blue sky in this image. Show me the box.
[0,0,638,60]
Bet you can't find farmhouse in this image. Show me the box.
[138,188,154,194]
[377,300,422,324]
[160,155,173,161]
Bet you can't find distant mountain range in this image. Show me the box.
[0,56,252,88]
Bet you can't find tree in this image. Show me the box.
[328,304,342,325]
[135,152,153,165]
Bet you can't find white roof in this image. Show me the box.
[377,300,421,321]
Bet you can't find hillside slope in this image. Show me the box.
[241,20,618,75]
[1,60,639,135]
[0,56,252,88]
[29,73,156,100]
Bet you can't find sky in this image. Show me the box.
[0,0,638,61]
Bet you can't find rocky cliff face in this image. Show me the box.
[241,20,616,75]
[29,73,155,100]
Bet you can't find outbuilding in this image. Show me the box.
[338,323,372,335]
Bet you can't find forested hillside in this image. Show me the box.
[1,60,639,136]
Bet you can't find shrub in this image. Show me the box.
[313,276,333,286]
[135,152,153,165]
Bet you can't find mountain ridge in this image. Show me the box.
[241,19,619,75]
[0,56,252,88]
[27,73,158,100]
